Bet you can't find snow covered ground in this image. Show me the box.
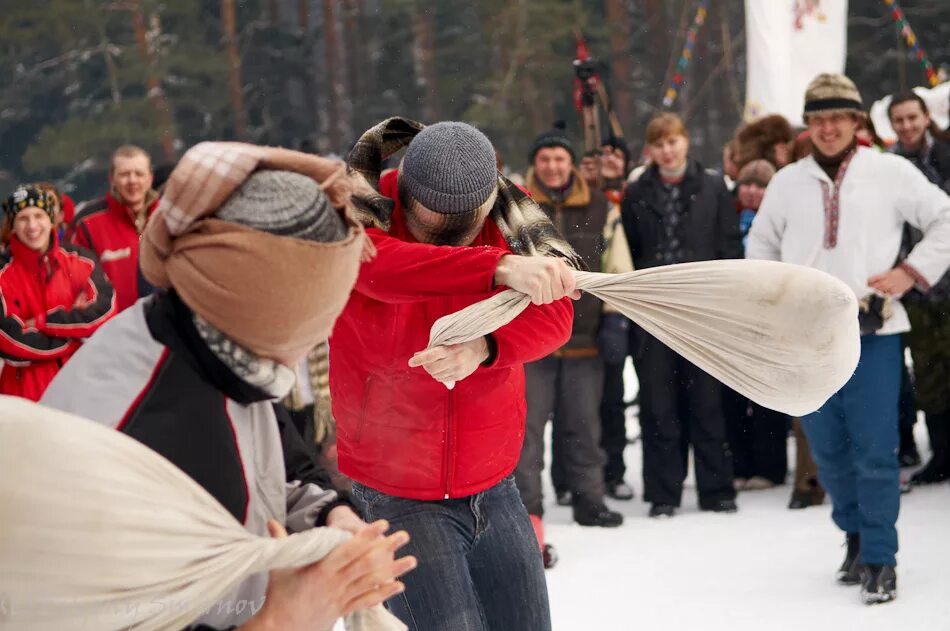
[543,369,950,631]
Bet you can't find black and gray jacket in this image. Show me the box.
[621,159,741,270]
[41,291,344,628]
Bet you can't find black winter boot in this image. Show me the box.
[573,503,623,527]
[649,503,675,518]
[699,498,738,513]
[860,565,897,604]
[836,533,862,585]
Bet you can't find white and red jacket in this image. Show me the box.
[748,147,950,335]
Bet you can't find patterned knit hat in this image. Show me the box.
[217,170,346,242]
[803,73,864,118]
[737,159,777,188]
[530,120,577,163]
[399,122,499,215]
[2,185,56,227]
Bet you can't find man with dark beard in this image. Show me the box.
[332,119,578,631]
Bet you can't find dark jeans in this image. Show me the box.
[351,476,550,631]
[636,334,735,507]
[801,334,901,566]
[723,388,789,484]
[601,360,628,484]
[516,355,606,516]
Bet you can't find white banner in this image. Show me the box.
[744,0,849,126]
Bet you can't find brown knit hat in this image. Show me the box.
[737,160,777,188]
[803,73,864,118]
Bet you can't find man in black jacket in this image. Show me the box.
[621,113,742,518]
[888,92,950,485]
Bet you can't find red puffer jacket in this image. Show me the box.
[331,170,573,500]
[71,193,159,312]
[0,233,117,400]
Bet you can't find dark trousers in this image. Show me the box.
[600,360,628,484]
[516,355,606,516]
[898,357,919,457]
[637,335,735,507]
[352,477,550,631]
[801,334,901,566]
[723,387,790,484]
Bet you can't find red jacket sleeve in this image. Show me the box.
[487,296,573,369]
[356,228,509,303]
[41,248,117,338]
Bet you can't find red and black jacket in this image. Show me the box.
[0,233,116,400]
[71,192,159,312]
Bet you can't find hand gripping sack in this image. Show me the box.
[0,396,405,631]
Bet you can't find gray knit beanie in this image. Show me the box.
[400,122,498,215]
[217,169,347,242]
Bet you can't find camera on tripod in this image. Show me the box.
[572,58,602,82]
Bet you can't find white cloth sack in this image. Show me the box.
[430,260,860,417]
[0,396,405,631]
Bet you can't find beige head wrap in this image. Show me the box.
[140,142,367,360]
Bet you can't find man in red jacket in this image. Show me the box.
[332,121,577,631]
[72,145,160,312]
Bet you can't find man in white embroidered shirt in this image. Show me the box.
[746,73,950,605]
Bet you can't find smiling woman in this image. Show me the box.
[0,184,117,401]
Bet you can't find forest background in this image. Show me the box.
[1,0,947,201]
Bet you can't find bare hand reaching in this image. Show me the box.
[239,519,416,631]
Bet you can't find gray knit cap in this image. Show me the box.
[400,122,498,215]
[217,169,346,242]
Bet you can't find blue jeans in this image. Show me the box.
[351,476,551,631]
[801,334,901,566]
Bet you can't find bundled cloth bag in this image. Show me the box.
[429,261,860,417]
[0,396,405,631]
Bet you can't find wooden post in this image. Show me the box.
[221,0,247,140]
[130,2,176,162]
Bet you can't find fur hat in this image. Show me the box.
[803,73,864,118]
[734,115,795,169]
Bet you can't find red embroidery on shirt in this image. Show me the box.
[819,150,856,249]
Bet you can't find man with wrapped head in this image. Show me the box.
[335,118,579,631]
[41,143,416,630]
